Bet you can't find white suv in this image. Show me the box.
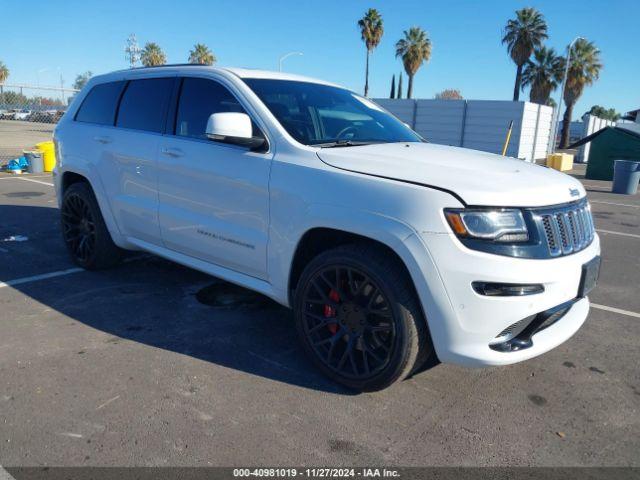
[53,66,600,391]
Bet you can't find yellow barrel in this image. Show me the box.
[35,141,56,172]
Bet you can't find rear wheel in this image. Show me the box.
[294,243,432,391]
[61,182,123,270]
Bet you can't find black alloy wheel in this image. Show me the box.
[294,244,432,391]
[301,265,396,379]
[60,182,123,270]
[61,192,97,264]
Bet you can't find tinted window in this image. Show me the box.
[75,81,125,125]
[244,79,421,146]
[116,78,173,133]
[175,78,249,139]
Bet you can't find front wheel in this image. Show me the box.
[294,243,433,391]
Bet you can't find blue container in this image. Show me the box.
[612,159,640,195]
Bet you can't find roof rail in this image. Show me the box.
[128,63,213,70]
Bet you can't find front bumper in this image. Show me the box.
[404,231,600,367]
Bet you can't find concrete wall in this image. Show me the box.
[374,98,553,162]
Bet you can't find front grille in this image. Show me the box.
[535,200,594,257]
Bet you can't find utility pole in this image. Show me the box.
[548,36,583,154]
[125,34,142,68]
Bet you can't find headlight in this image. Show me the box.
[444,208,529,242]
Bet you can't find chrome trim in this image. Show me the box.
[533,199,595,257]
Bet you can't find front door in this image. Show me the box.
[157,76,272,280]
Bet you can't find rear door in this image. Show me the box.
[98,76,175,245]
[157,76,273,279]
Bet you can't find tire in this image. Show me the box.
[60,181,123,270]
[294,243,433,391]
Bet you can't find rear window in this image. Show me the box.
[75,81,125,125]
[116,78,174,133]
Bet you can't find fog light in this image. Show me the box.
[472,282,544,297]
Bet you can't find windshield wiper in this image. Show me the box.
[314,140,382,148]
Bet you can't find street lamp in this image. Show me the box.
[548,36,584,154]
[278,52,303,72]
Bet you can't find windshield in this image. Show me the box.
[243,79,422,146]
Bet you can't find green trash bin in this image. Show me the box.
[612,159,640,195]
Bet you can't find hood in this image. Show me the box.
[316,142,586,207]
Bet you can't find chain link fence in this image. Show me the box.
[0,84,79,166]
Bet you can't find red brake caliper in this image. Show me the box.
[324,289,340,334]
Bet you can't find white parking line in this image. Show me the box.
[596,229,640,239]
[591,303,640,319]
[590,200,640,209]
[15,177,54,187]
[0,175,52,180]
[0,267,84,289]
[0,465,16,480]
[0,255,149,289]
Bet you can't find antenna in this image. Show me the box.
[125,34,142,68]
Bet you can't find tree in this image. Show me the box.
[397,72,403,99]
[559,39,602,148]
[435,89,463,100]
[358,8,384,97]
[586,105,619,122]
[188,43,216,65]
[141,42,167,67]
[521,46,563,104]
[502,8,548,101]
[73,71,93,90]
[395,27,431,99]
[389,75,396,99]
[0,61,9,105]
[546,97,557,109]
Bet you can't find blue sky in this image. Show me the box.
[2,0,638,118]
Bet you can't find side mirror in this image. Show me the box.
[206,112,265,150]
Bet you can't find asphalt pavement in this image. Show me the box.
[0,169,638,467]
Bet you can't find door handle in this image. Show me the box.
[161,147,184,158]
[93,135,112,144]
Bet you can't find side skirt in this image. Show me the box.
[126,237,286,306]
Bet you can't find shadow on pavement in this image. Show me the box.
[0,204,356,395]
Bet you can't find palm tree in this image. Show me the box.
[521,46,563,104]
[140,42,166,67]
[502,8,548,101]
[189,43,216,65]
[559,39,602,148]
[358,8,384,97]
[395,27,431,99]
[0,61,8,106]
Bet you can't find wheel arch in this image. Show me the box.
[61,170,90,194]
[288,227,412,301]
[57,166,130,249]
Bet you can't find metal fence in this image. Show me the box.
[0,84,78,164]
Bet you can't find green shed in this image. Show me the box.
[569,126,640,181]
